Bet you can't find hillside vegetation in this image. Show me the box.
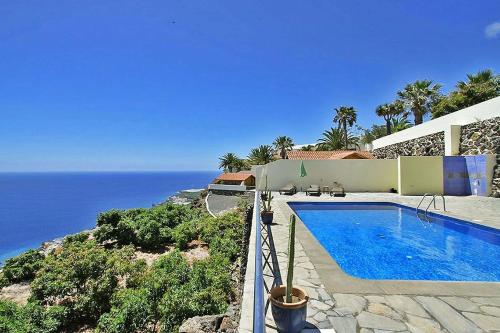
[0,202,248,333]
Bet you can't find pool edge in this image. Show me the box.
[283,200,500,297]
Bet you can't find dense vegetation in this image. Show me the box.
[0,203,247,333]
[217,69,499,166]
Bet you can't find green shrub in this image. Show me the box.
[0,300,67,333]
[172,220,198,250]
[2,249,44,283]
[96,288,152,333]
[209,235,241,261]
[62,232,90,246]
[0,272,8,289]
[97,209,123,227]
[30,240,133,324]
[156,255,231,332]
[199,212,243,245]
[95,216,136,246]
[0,299,28,333]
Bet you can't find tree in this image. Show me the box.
[457,69,500,105]
[391,115,412,132]
[359,125,387,144]
[218,153,238,173]
[333,106,357,149]
[397,80,442,125]
[316,128,358,151]
[433,69,500,118]
[273,136,294,159]
[375,100,405,135]
[247,145,274,165]
[300,145,314,151]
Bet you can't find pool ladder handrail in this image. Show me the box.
[416,194,446,223]
[416,193,431,213]
[425,194,446,218]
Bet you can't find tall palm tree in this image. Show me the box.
[333,106,357,149]
[316,128,357,151]
[218,153,239,172]
[273,136,294,159]
[456,69,500,105]
[248,145,275,165]
[397,80,442,125]
[375,100,405,135]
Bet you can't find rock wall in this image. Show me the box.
[459,117,500,197]
[372,132,445,159]
[373,117,500,197]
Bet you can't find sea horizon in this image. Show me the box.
[0,171,219,264]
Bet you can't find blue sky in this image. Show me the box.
[1,1,499,171]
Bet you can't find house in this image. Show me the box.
[208,172,255,192]
[287,150,375,160]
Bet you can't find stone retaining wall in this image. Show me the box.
[373,117,500,197]
[372,132,445,159]
[460,117,500,197]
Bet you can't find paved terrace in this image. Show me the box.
[239,193,500,333]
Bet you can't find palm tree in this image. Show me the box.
[375,100,405,135]
[218,153,239,172]
[433,69,499,119]
[233,158,249,172]
[316,128,353,151]
[391,115,412,132]
[273,136,294,159]
[248,145,275,165]
[397,80,442,125]
[456,69,500,105]
[301,145,314,151]
[333,106,357,149]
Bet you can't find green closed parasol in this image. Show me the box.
[300,161,307,177]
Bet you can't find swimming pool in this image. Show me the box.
[289,202,500,281]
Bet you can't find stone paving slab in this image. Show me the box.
[239,192,500,333]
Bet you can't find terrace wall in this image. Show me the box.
[372,97,500,197]
[254,159,398,192]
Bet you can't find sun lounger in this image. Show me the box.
[279,183,297,195]
[305,184,321,196]
[330,182,345,197]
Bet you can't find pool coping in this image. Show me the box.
[282,200,500,297]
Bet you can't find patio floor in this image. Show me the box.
[239,192,500,333]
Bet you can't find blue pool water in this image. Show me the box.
[289,202,500,281]
[0,171,218,265]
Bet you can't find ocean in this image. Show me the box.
[0,171,218,265]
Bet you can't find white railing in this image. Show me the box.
[208,184,248,191]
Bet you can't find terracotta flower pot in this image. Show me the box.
[269,285,309,333]
[261,211,274,225]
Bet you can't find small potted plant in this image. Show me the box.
[261,190,273,225]
[269,214,309,332]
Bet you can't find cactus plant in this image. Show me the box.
[286,214,296,303]
[262,190,273,212]
[269,213,308,332]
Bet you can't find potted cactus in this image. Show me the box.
[269,215,309,333]
[261,175,269,201]
[261,189,273,225]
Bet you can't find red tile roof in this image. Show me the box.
[287,150,375,160]
[215,172,255,181]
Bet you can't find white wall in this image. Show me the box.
[255,159,398,192]
[373,97,500,151]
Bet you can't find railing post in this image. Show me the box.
[253,190,266,333]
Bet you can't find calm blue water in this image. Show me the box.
[290,202,500,281]
[0,172,218,265]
